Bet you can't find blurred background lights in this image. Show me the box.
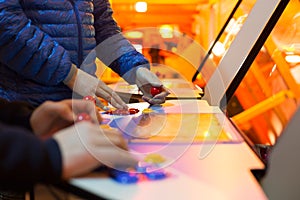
[285,55,300,64]
[135,1,147,13]
[159,25,174,38]
[124,31,144,39]
[212,41,225,57]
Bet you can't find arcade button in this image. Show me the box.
[109,169,139,184]
[83,95,96,104]
[144,168,167,180]
[144,153,166,164]
[76,113,91,122]
[142,108,154,114]
[150,86,162,96]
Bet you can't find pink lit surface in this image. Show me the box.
[70,100,267,199]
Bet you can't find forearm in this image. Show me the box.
[93,0,122,44]
[93,0,150,82]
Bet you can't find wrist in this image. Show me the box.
[122,64,150,84]
[63,64,78,89]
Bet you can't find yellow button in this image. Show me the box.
[100,124,111,129]
[144,153,166,164]
[142,108,154,114]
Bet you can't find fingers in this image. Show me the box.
[91,126,137,167]
[135,67,170,105]
[57,99,101,124]
[55,122,137,178]
[95,98,109,111]
[142,88,170,105]
[95,82,128,110]
[110,92,128,110]
[108,151,138,170]
[100,128,129,150]
[76,123,137,169]
[43,100,74,122]
[72,69,127,110]
[71,100,100,124]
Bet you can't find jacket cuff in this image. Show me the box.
[109,51,150,84]
[63,64,78,84]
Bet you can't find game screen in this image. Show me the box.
[103,106,241,144]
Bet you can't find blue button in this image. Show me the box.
[145,169,167,180]
[110,170,139,184]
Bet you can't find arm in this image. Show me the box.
[0,98,101,137]
[0,0,72,85]
[92,0,169,104]
[93,0,149,84]
[0,123,61,188]
[30,99,102,137]
[0,121,137,188]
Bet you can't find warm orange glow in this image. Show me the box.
[267,131,276,145]
[290,64,300,83]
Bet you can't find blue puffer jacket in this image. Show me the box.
[0,0,148,106]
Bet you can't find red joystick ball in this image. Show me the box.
[150,86,162,96]
[76,113,91,122]
[83,95,96,104]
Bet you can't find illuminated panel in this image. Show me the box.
[125,113,236,143]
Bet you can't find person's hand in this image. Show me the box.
[64,65,128,110]
[30,99,101,138]
[135,67,170,104]
[53,121,137,179]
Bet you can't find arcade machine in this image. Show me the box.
[53,0,300,199]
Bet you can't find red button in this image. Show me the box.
[76,113,91,122]
[83,95,96,104]
[150,86,162,96]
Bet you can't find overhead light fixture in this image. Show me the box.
[285,54,300,64]
[159,25,173,39]
[135,1,147,13]
[212,41,225,57]
[124,31,143,39]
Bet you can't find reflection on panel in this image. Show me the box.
[227,0,300,145]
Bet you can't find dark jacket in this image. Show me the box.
[0,99,61,188]
[0,0,148,106]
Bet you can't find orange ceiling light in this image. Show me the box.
[135,1,148,13]
[285,54,300,64]
[212,41,225,57]
[124,31,144,39]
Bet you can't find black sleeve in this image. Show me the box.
[0,98,34,130]
[0,123,62,189]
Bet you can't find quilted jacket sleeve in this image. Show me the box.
[93,0,150,84]
[0,123,62,188]
[0,0,72,86]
